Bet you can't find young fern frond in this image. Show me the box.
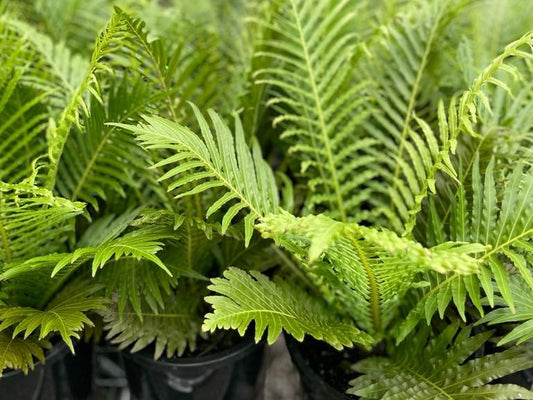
[256,213,482,336]
[122,105,279,245]
[362,5,533,235]
[44,9,131,189]
[255,0,376,222]
[203,267,374,349]
[348,325,533,399]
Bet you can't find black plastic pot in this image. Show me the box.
[122,336,265,400]
[285,335,355,400]
[0,340,93,400]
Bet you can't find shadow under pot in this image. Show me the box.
[121,334,265,400]
[0,340,93,400]
[285,334,362,400]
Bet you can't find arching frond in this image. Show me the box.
[122,106,279,246]
[398,158,533,342]
[44,9,132,189]
[349,325,533,399]
[203,267,374,349]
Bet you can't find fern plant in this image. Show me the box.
[2,0,533,397]
[0,0,280,375]
[114,0,533,396]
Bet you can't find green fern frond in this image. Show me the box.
[121,106,279,245]
[257,213,482,334]
[113,6,224,122]
[0,182,84,265]
[97,218,217,318]
[479,275,533,346]
[203,267,374,349]
[103,288,204,359]
[0,332,49,376]
[5,226,173,279]
[255,0,376,222]
[1,16,88,114]
[348,325,533,399]
[44,9,131,189]
[0,24,49,183]
[0,285,106,353]
[399,156,533,342]
[56,76,156,208]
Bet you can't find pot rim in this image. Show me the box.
[122,333,263,369]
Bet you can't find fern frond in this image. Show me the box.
[255,0,376,221]
[0,285,106,353]
[121,106,279,245]
[0,332,48,376]
[44,9,131,189]
[399,156,533,341]
[203,268,374,349]
[0,182,84,265]
[348,325,533,399]
[5,226,174,279]
[103,288,204,359]
[56,76,156,208]
[0,24,49,183]
[479,275,533,346]
[257,213,482,334]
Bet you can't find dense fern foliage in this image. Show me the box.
[1,0,533,397]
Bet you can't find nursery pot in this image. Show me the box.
[122,335,265,400]
[285,334,357,400]
[0,340,93,400]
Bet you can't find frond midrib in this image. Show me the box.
[349,237,381,333]
[170,130,262,218]
[289,0,346,221]
[388,4,447,224]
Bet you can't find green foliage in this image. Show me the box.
[479,276,533,346]
[0,182,84,265]
[122,106,279,245]
[0,285,106,353]
[204,268,373,349]
[103,287,204,359]
[256,213,482,336]
[255,0,376,222]
[348,326,533,399]
[0,332,48,376]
